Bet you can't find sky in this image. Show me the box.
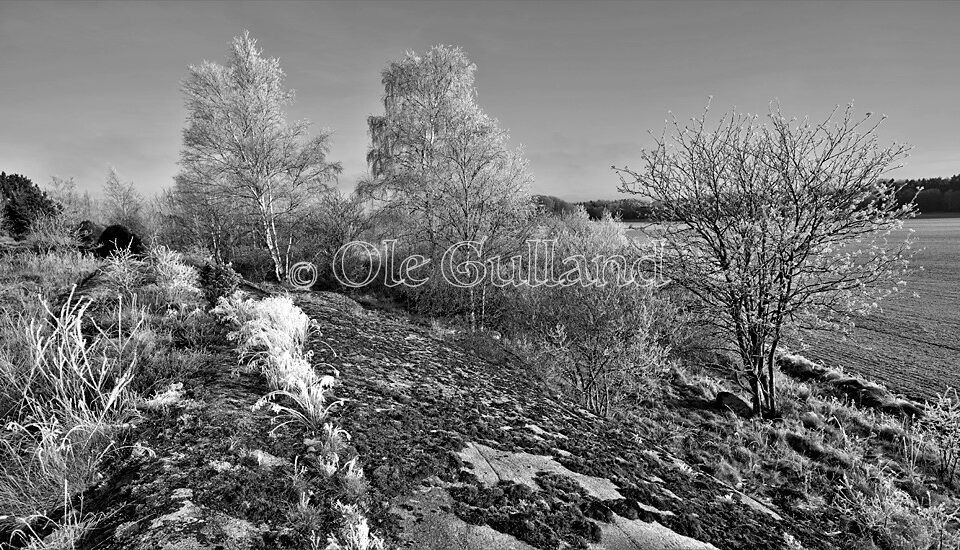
[1,0,958,202]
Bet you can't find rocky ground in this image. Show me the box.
[10,290,850,550]
[296,292,835,550]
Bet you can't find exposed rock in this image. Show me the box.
[242,448,289,469]
[592,513,719,550]
[132,499,264,550]
[149,499,203,530]
[392,485,538,550]
[455,441,721,549]
[457,441,623,501]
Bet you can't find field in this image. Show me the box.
[626,217,960,401]
[804,216,960,401]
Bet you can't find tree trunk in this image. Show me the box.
[260,213,283,282]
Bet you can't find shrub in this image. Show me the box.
[99,246,201,310]
[100,248,147,299]
[93,224,145,259]
[24,215,81,254]
[75,220,104,250]
[199,262,241,307]
[921,388,960,486]
[230,245,275,283]
[144,246,201,307]
[502,209,673,415]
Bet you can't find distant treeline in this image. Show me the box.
[534,195,654,220]
[535,174,960,221]
[895,175,960,213]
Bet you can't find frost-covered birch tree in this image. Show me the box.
[177,31,341,280]
[361,45,534,322]
[362,45,534,258]
[615,103,916,417]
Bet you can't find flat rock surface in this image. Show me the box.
[595,513,719,550]
[391,485,537,550]
[457,442,623,500]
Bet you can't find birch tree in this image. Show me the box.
[178,31,341,280]
[361,45,534,322]
[362,45,533,257]
[615,103,916,417]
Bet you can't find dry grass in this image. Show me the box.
[630,365,960,549]
[216,292,384,549]
[0,294,137,518]
[99,246,202,311]
[257,376,341,436]
[10,488,106,550]
[0,250,99,304]
[0,245,215,547]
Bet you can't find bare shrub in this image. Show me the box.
[616,103,915,417]
[24,215,81,254]
[921,388,960,486]
[144,245,201,307]
[100,248,147,299]
[504,209,673,416]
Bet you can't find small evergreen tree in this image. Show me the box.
[0,172,61,239]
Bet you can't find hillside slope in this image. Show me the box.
[296,292,832,550]
[36,290,856,549]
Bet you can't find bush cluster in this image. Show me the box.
[498,208,676,416]
[98,246,201,310]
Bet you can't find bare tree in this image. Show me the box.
[46,176,96,225]
[177,31,341,280]
[102,167,145,233]
[614,103,916,417]
[158,179,255,264]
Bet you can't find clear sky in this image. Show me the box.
[1,0,958,201]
